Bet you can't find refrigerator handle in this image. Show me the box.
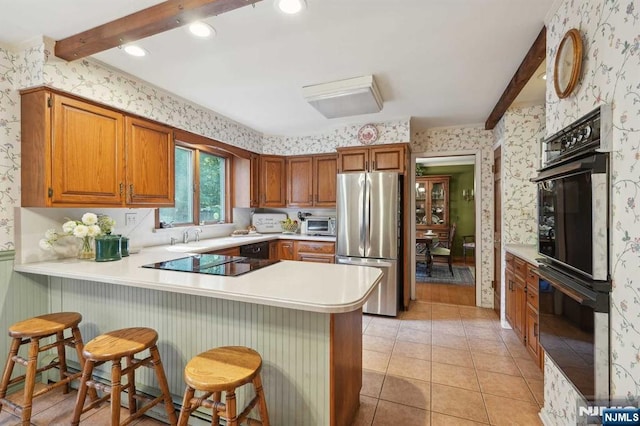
[363,173,371,257]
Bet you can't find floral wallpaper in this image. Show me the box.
[412,126,495,308]
[262,119,411,155]
[542,0,640,423]
[499,105,545,245]
[0,46,20,251]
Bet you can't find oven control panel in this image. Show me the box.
[542,105,611,168]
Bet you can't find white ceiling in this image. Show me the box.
[0,0,553,136]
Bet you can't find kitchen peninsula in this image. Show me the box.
[14,245,382,425]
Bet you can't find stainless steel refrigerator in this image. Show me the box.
[335,172,400,316]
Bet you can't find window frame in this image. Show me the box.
[156,137,232,228]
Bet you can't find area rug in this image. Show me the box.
[416,264,475,285]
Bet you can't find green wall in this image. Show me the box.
[418,165,475,257]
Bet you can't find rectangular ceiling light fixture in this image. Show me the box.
[302,75,383,119]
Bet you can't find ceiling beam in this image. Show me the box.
[484,26,546,130]
[55,0,261,61]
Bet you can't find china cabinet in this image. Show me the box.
[415,176,450,239]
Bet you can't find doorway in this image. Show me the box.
[412,154,478,306]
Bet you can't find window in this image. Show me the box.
[159,141,228,227]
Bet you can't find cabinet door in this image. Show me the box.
[505,269,516,328]
[428,178,449,227]
[125,116,174,206]
[297,254,334,263]
[208,246,240,256]
[415,179,428,227]
[287,156,313,207]
[51,94,124,205]
[278,240,295,260]
[313,154,337,207]
[526,303,539,359]
[370,145,405,173]
[337,148,368,172]
[250,154,260,208]
[260,156,286,207]
[514,278,526,340]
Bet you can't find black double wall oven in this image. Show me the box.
[532,105,612,401]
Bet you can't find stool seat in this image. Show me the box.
[178,346,270,426]
[72,327,177,426]
[83,327,157,361]
[184,346,262,392]
[8,312,82,338]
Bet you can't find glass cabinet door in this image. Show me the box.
[415,181,427,225]
[430,182,446,225]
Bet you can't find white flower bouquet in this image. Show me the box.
[39,213,116,258]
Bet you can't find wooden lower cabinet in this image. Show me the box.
[208,246,241,257]
[295,241,335,263]
[505,252,542,369]
[277,240,295,260]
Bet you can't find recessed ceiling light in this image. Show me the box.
[123,45,148,57]
[188,21,216,38]
[275,0,306,14]
[538,72,547,80]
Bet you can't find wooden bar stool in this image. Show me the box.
[0,312,94,424]
[178,346,269,426]
[71,327,177,426]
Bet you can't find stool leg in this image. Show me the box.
[211,391,221,426]
[126,355,137,415]
[149,345,177,425]
[21,338,40,424]
[0,338,21,413]
[253,374,270,426]
[55,331,69,394]
[177,385,195,426]
[71,360,95,426]
[225,390,238,426]
[111,358,123,426]
[70,326,98,401]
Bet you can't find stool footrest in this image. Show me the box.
[238,395,261,424]
[0,397,23,415]
[199,396,225,412]
[38,335,74,352]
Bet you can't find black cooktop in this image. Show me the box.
[142,254,279,277]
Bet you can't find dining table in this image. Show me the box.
[416,232,439,276]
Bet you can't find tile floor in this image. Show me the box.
[354,301,544,426]
[0,301,543,426]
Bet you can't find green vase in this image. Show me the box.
[95,235,122,262]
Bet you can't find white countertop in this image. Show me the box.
[505,244,539,265]
[14,235,381,314]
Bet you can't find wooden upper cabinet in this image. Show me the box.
[313,154,337,207]
[287,156,313,207]
[250,154,260,208]
[50,94,125,206]
[260,155,286,207]
[20,87,175,208]
[284,154,338,208]
[337,148,369,173]
[337,144,407,173]
[370,145,406,173]
[125,117,174,206]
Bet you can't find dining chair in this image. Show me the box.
[431,223,456,276]
[462,235,475,264]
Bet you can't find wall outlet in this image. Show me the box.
[125,213,137,226]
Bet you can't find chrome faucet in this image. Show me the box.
[182,227,203,244]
